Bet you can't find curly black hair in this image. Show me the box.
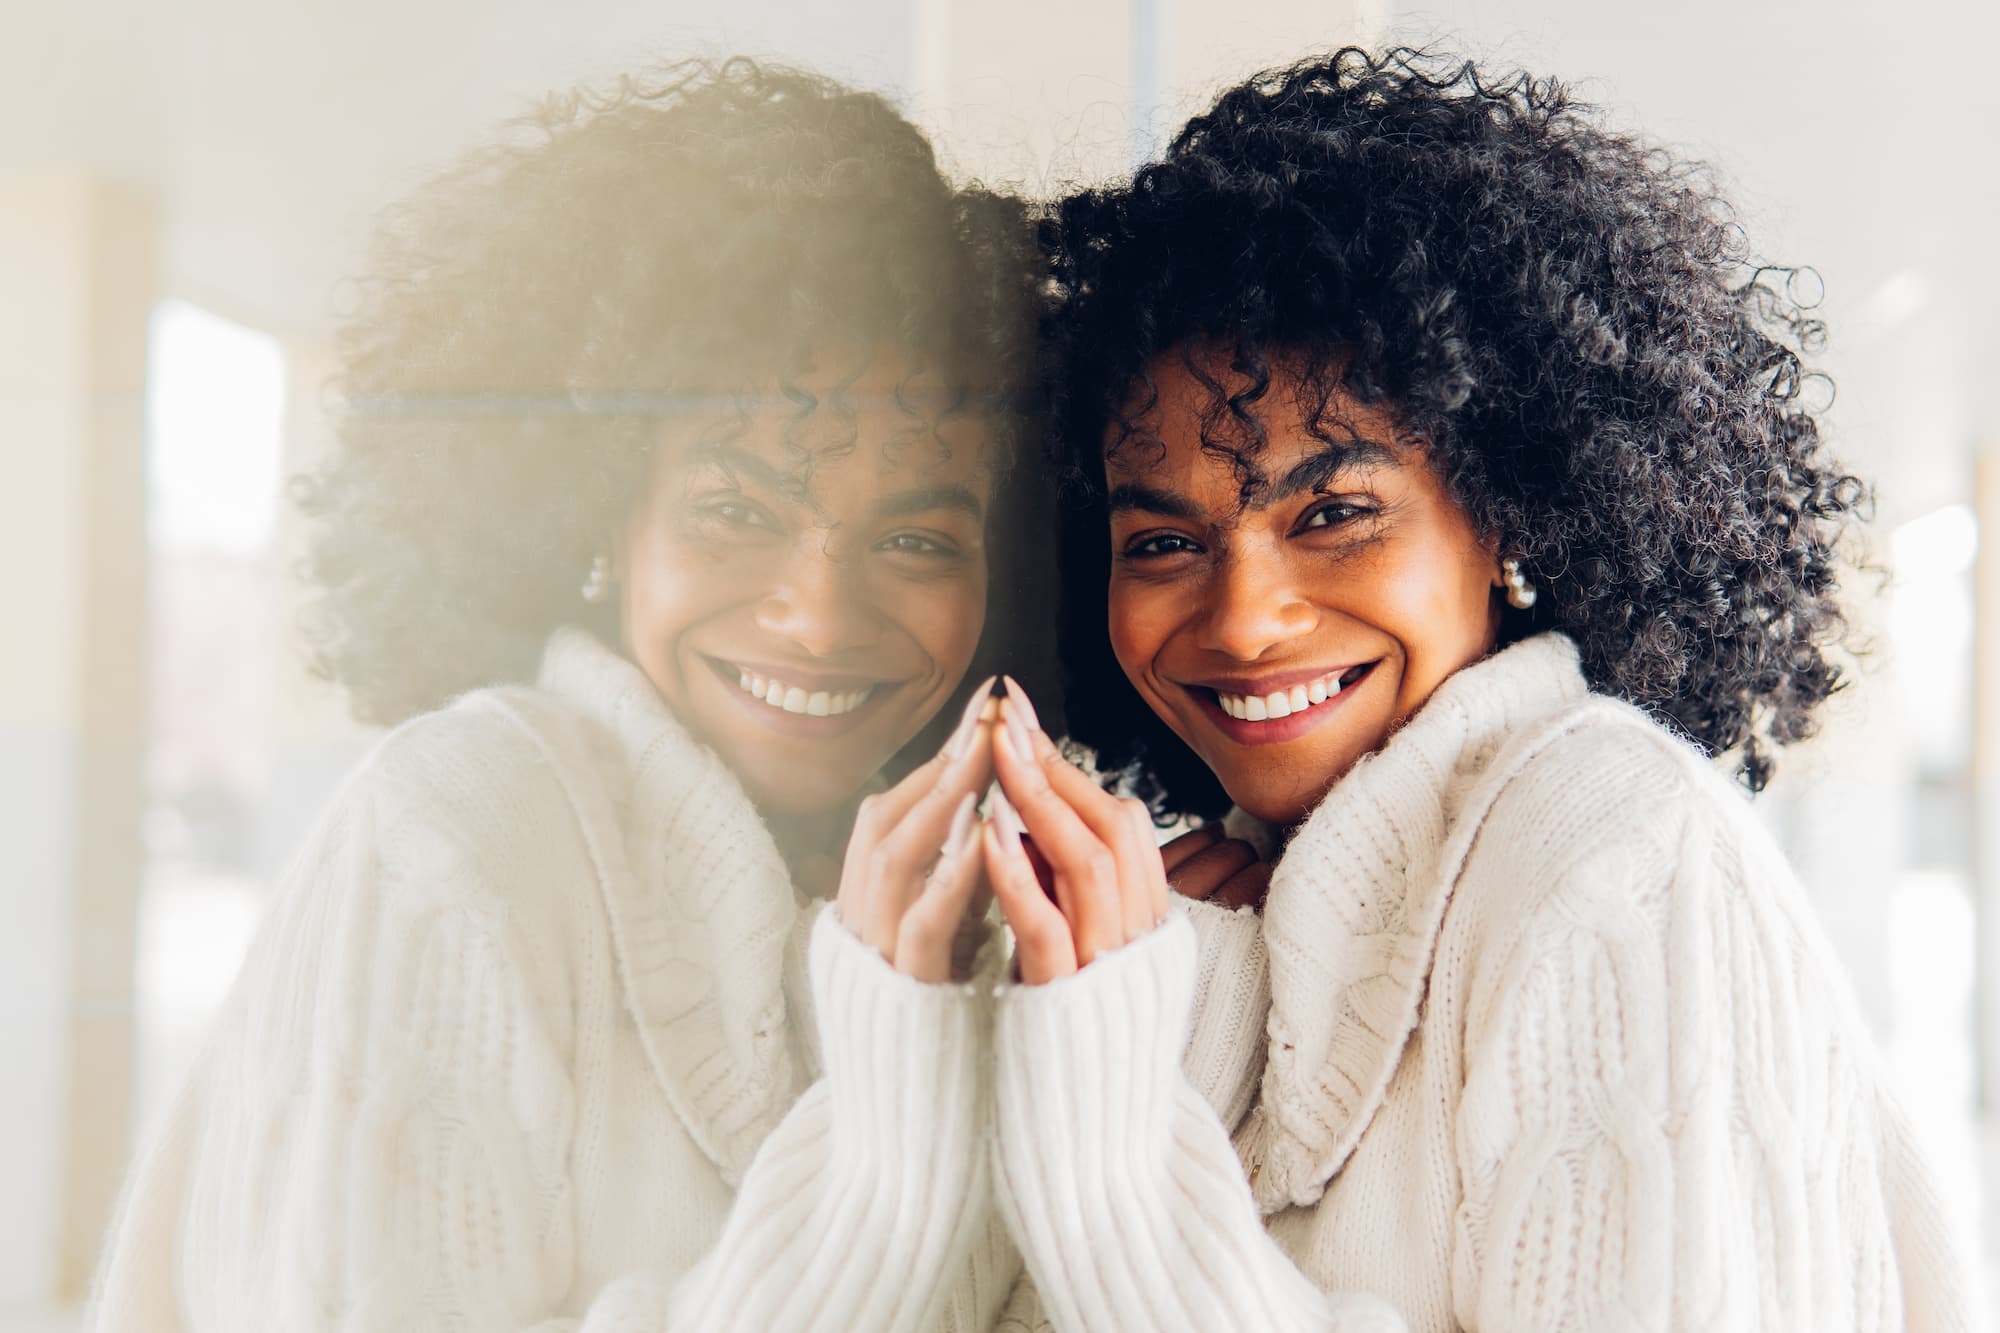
[297,58,1050,734]
[1044,47,1865,818]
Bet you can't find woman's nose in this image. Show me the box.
[1195,551,1317,661]
[753,541,880,658]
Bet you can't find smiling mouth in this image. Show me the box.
[1210,663,1375,721]
[706,656,886,718]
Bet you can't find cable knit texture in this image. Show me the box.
[992,633,1977,1332]
[86,627,1014,1332]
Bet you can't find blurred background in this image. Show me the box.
[2,0,1996,1325]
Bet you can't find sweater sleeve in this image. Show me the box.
[1445,782,1972,1333]
[661,909,997,1332]
[88,750,997,1333]
[989,915,1406,1333]
[1171,895,1269,1130]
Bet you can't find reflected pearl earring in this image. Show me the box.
[1501,557,1538,610]
[581,553,612,604]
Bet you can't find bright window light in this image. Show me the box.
[1888,503,1978,771]
[146,300,286,556]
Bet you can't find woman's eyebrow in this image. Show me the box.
[1264,439,1399,503]
[690,441,795,494]
[1106,482,1202,519]
[868,485,983,520]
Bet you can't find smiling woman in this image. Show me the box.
[620,355,998,821]
[1101,356,1502,823]
[975,45,1978,1333]
[86,58,1046,1333]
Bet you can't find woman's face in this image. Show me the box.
[619,353,994,817]
[1105,352,1505,826]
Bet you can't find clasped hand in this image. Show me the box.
[835,676,1269,985]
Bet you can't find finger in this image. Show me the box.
[896,803,987,982]
[859,759,991,958]
[1119,796,1172,928]
[984,810,1076,984]
[845,676,995,861]
[1167,838,1258,902]
[1210,860,1273,912]
[1001,700,1164,944]
[1159,823,1226,874]
[991,709,1124,961]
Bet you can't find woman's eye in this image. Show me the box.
[1297,500,1368,532]
[1122,532,1201,559]
[697,496,777,531]
[876,531,954,557]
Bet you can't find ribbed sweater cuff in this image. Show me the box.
[812,905,988,1141]
[661,912,991,1333]
[991,917,1402,1333]
[1172,896,1269,1129]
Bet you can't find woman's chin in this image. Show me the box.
[1213,753,1361,829]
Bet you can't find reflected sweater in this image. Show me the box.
[86,628,1014,1332]
[990,634,1978,1332]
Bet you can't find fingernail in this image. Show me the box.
[948,677,997,759]
[992,794,1026,850]
[942,791,979,858]
[1001,676,1040,732]
[1002,702,1036,762]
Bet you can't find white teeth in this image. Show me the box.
[1216,667,1364,724]
[732,668,872,717]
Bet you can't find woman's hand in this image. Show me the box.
[982,678,1170,984]
[1160,824,1271,911]
[833,677,997,983]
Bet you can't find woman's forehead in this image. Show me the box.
[663,399,998,508]
[1109,347,1400,455]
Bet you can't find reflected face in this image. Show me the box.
[619,354,993,816]
[1104,353,1505,826]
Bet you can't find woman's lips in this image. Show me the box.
[701,654,900,735]
[1186,661,1377,746]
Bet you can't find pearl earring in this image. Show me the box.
[580,553,612,604]
[1501,557,1538,610]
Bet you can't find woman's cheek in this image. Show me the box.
[907,570,987,676]
[1106,579,1171,678]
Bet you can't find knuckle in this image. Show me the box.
[853,794,886,833]
[865,846,899,883]
[1082,848,1117,886]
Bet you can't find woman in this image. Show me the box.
[89,60,1045,1331]
[974,48,1977,1332]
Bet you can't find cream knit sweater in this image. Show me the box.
[86,628,1024,1332]
[990,634,1979,1333]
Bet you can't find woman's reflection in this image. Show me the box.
[88,58,1040,1332]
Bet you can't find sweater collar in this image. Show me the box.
[1242,632,1590,1212]
[537,626,808,1186]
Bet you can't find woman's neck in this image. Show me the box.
[764,803,859,901]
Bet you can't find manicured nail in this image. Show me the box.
[992,794,1026,851]
[994,710,1026,763]
[1001,676,1040,732]
[1002,701,1036,763]
[942,791,979,859]
[948,677,997,759]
